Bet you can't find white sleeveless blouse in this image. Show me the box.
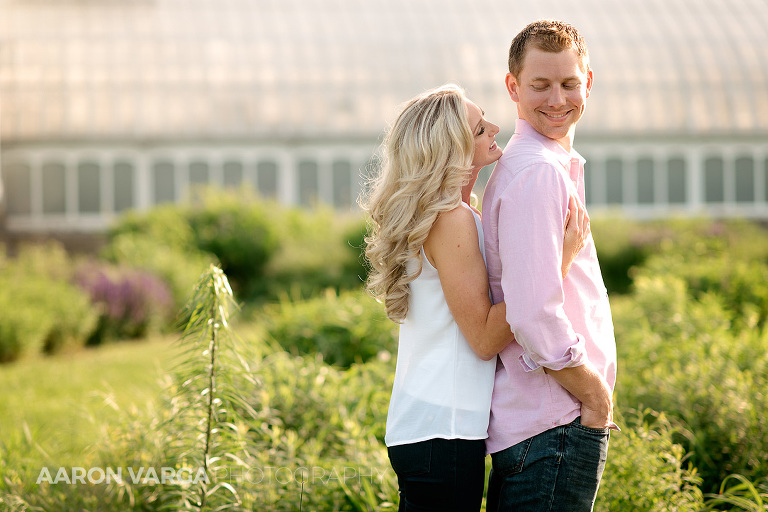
[385,203,497,447]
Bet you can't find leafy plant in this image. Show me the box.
[0,259,97,361]
[701,475,768,511]
[595,410,703,512]
[159,265,258,510]
[74,262,175,343]
[262,207,370,301]
[258,288,397,368]
[612,276,768,492]
[186,190,280,299]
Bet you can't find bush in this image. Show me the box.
[262,208,369,301]
[102,233,212,312]
[596,410,703,512]
[74,263,175,343]
[106,190,370,304]
[612,275,768,492]
[106,189,280,302]
[0,275,97,360]
[186,190,280,299]
[0,244,97,362]
[0,281,48,362]
[591,217,661,294]
[108,203,197,251]
[258,288,397,368]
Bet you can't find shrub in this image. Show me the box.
[639,253,768,331]
[263,208,369,301]
[596,410,704,512]
[0,281,48,362]
[186,190,280,299]
[106,190,370,304]
[219,335,398,511]
[0,245,97,361]
[74,263,175,343]
[108,203,197,251]
[612,276,768,492]
[106,189,281,302]
[590,217,661,294]
[102,233,213,312]
[258,288,397,368]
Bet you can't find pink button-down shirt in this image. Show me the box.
[481,119,617,454]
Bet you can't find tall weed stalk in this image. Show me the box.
[161,265,257,511]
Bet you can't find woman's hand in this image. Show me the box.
[561,194,590,278]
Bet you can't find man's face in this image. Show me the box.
[506,46,593,151]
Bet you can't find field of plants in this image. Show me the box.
[1,187,767,511]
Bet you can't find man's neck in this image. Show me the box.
[556,136,572,153]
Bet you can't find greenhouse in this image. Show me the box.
[1,0,767,239]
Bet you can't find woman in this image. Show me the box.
[363,84,589,512]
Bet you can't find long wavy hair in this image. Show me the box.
[361,84,475,322]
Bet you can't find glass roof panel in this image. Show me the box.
[1,0,767,141]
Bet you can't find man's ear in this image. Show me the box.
[585,68,594,99]
[505,73,519,102]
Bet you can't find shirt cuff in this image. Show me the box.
[518,334,588,373]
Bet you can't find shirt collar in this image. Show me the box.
[514,119,585,170]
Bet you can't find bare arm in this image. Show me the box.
[424,206,511,361]
[424,202,589,361]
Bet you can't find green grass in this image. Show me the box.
[0,336,175,468]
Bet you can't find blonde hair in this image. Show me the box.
[361,84,474,322]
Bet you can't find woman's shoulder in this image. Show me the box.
[430,203,480,243]
[424,202,483,267]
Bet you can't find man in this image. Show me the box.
[481,19,618,512]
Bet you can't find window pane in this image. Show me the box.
[605,157,623,204]
[78,161,100,213]
[42,162,66,214]
[583,157,595,206]
[765,157,768,204]
[189,161,209,185]
[298,160,318,207]
[735,156,754,203]
[704,156,724,203]
[332,160,352,208]
[114,161,135,212]
[257,161,277,198]
[153,160,175,204]
[637,158,654,204]
[668,157,687,204]
[223,160,243,188]
[3,162,31,214]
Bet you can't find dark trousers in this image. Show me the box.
[387,437,487,512]
[486,417,610,512]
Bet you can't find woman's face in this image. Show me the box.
[466,100,502,169]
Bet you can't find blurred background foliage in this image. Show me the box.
[2,188,768,510]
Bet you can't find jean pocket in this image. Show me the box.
[388,440,432,477]
[491,437,533,477]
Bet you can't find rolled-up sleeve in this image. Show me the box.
[497,163,588,372]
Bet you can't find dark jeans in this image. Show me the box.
[486,417,610,512]
[387,437,487,512]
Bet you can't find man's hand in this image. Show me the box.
[544,364,613,429]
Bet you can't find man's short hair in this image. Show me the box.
[508,19,590,78]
